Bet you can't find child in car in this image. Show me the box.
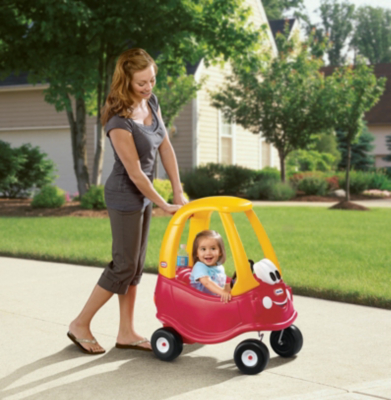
[190,230,231,303]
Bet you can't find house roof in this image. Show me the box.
[322,63,391,125]
[0,72,30,87]
[268,19,296,39]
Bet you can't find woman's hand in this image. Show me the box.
[173,192,188,206]
[161,203,182,215]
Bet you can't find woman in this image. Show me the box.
[68,48,187,354]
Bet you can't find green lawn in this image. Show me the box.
[1,207,390,308]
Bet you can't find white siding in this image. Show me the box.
[368,124,391,168]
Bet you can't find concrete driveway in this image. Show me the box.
[1,257,390,400]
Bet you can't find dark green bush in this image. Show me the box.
[219,164,255,195]
[182,169,222,199]
[0,141,55,198]
[253,167,280,183]
[31,185,65,208]
[297,176,328,196]
[245,180,295,201]
[81,185,106,209]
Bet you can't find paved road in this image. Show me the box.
[1,257,390,400]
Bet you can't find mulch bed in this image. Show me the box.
[0,194,384,217]
[0,198,171,218]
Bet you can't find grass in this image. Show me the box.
[1,207,390,309]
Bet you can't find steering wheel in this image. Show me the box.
[230,259,254,289]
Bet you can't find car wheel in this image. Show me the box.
[234,340,270,375]
[270,325,303,358]
[151,327,183,361]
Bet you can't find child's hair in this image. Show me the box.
[192,230,226,265]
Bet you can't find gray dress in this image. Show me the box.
[104,93,166,211]
[98,93,166,294]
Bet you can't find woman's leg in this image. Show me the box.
[69,284,113,353]
[116,204,152,349]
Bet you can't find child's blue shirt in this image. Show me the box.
[190,261,227,295]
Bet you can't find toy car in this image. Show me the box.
[152,196,303,375]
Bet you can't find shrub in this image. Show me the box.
[31,185,66,208]
[325,176,339,191]
[153,179,172,203]
[286,149,336,175]
[253,167,280,183]
[81,185,106,210]
[219,164,255,195]
[245,180,295,201]
[289,171,324,188]
[368,170,391,191]
[297,176,328,196]
[268,182,296,201]
[182,170,221,199]
[0,141,55,198]
[337,171,372,194]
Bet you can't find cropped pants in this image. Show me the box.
[97,203,152,295]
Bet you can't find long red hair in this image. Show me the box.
[101,48,158,126]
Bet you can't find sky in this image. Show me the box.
[302,0,391,23]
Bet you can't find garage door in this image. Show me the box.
[0,128,78,194]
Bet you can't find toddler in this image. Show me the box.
[190,230,231,303]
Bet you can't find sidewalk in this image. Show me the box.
[252,198,391,208]
[1,257,390,400]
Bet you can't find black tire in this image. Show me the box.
[151,327,183,362]
[270,325,303,358]
[234,340,270,375]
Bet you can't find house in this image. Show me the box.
[0,0,280,194]
[321,64,391,169]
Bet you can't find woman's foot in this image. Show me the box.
[68,320,105,354]
[116,332,152,350]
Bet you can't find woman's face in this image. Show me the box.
[130,65,156,102]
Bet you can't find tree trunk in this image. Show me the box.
[278,149,286,182]
[66,95,90,196]
[345,140,351,201]
[92,53,115,185]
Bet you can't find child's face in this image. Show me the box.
[197,238,221,267]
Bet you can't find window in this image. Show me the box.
[219,112,235,165]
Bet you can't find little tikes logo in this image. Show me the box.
[160,261,167,268]
[274,288,284,296]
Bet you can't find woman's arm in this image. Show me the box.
[109,128,180,214]
[199,276,231,303]
[157,108,188,206]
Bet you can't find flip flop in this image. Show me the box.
[115,338,152,352]
[67,331,106,355]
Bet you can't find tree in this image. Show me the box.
[327,60,386,201]
[317,0,355,66]
[211,29,332,182]
[337,124,375,171]
[262,0,304,20]
[352,6,391,64]
[1,0,262,195]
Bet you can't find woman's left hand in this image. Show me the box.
[173,192,188,206]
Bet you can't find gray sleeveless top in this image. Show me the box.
[104,93,166,211]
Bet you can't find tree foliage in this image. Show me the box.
[211,29,332,182]
[262,0,304,20]
[337,124,375,171]
[1,0,262,194]
[352,6,391,64]
[326,60,386,200]
[317,0,355,65]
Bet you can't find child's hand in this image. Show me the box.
[220,289,231,303]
